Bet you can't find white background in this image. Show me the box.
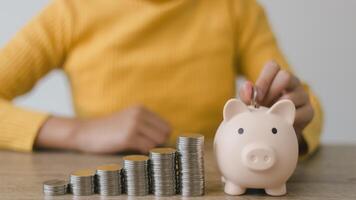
[1,0,355,144]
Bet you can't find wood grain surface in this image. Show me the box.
[0,142,355,200]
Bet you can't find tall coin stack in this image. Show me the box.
[69,169,95,196]
[43,179,68,196]
[96,164,122,196]
[123,155,150,196]
[149,148,177,196]
[177,133,205,196]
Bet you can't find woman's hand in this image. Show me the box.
[35,105,171,154]
[239,61,314,154]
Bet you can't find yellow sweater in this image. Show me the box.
[0,0,323,154]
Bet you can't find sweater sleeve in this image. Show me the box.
[0,0,72,152]
[234,0,324,157]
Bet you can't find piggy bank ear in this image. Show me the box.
[223,99,249,121]
[267,99,296,125]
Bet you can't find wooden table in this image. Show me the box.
[0,143,355,200]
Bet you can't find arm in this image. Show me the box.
[0,0,72,152]
[1,0,171,153]
[233,0,323,156]
[36,106,171,154]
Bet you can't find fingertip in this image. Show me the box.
[163,123,172,136]
[256,61,281,103]
[265,60,281,71]
[245,81,254,100]
[245,80,254,87]
[239,81,253,104]
[279,69,291,79]
[255,86,264,102]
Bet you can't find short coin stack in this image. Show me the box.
[96,164,122,196]
[43,179,68,196]
[149,147,177,196]
[123,155,150,196]
[177,133,205,196]
[69,169,95,196]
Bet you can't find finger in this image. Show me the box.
[135,136,156,154]
[263,70,299,106]
[238,81,254,105]
[141,108,171,135]
[280,86,309,108]
[125,134,154,153]
[143,117,171,140]
[255,60,280,102]
[285,72,300,91]
[139,121,168,145]
[294,104,314,130]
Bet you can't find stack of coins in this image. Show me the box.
[69,169,95,196]
[123,155,150,196]
[149,148,177,196]
[96,164,123,196]
[43,179,68,196]
[177,133,205,196]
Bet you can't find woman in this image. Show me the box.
[0,0,322,155]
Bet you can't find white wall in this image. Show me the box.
[1,1,355,144]
[0,0,74,116]
[258,0,356,144]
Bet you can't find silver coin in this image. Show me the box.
[43,179,68,196]
[149,148,177,196]
[177,133,205,197]
[123,155,150,196]
[95,164,122,196]
[251,85,260,108]
[69,169,95,196]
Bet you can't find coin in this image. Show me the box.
[71,169,96,177]
[123,155,150,196]
[177,133,205,196]
[42,133,207,197]
[251,85,260,108]
[70,169,95,196]
[123,155,150,162]
[96,164,122,196]
[43,179,68,196]
[149,147,177,196]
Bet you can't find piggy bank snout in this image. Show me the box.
[242,144,276,171]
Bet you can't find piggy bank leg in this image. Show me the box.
[265,184,286,196]
[224,181,245,195]
[221,176,225,183]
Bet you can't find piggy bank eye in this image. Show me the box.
[272,127,278,134]
[238,128,244,134]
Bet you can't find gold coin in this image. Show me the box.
[179,133,204,139]
[150,147,176,154]
[71,169,96,177]
[96,164,122,171]
[123,155,149,162]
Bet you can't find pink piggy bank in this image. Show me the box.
[214,99,298,196]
